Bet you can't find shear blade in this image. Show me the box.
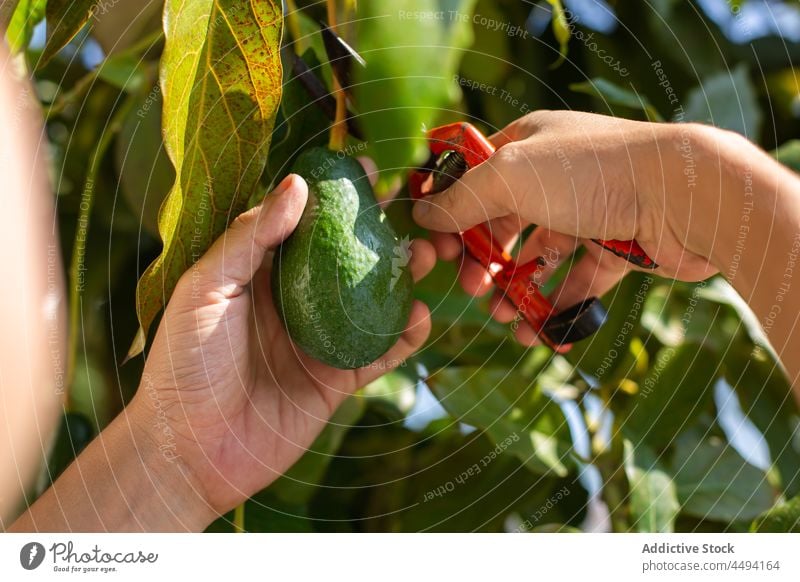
[289,50,364,140]
[320,22,366,92]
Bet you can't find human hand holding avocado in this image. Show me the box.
[13,169,434,532]
[133,169,434,516]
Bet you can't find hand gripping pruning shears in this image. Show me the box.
[408,122,658,350]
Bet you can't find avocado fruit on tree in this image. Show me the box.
[271,147,414,369]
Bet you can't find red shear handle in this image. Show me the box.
[419,123,658,269]
[594,239,657,269]
[408,122,653,348]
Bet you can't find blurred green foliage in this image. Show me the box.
[9,0,800,532]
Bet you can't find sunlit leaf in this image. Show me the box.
[129,0,283,357]
[5,0,46,53]
[570,78,663,121]
[624,439,679,532]
[95,53,148,93]
[41,0,96,65]
[672,433,775,523]
[268,396,365,506]
[773,140,800,173]
[428,366,575,476]
[751,495,800,533]
[545,0,570,68]
[682,63,763,139]
[361,370,418,414]
[624,343,718,448]
[353,0,477,193]
[726,345,800,498]
[641,280,741,352]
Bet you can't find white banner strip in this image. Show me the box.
[1,533,799,580]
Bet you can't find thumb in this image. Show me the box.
[412,149,515,233]
[195,174,308,295]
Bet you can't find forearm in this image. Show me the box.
[0,39,64,524]
[9,401,216,532]
[684,125,800,397]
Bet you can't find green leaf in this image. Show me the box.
[353,0,477,193]
[5,0,46,53]
[623,439,679,532]
[624,343,718,448]
[427,366,574,476]
[361,370,418,415]
[41,0,97,65]
[268,396,365,506]
[725,345,800,498]
[115,83,175,238]
[751,495,800,533]
[458,0,509,87]
[129,0,283,357]
[682,63,762,139]
[645,0,725,78]
[641,280,741,351]
[570,78,663,121]
[566,272,654,381]
[672,433,775,523]
[772,140,800,174]
[95,53,148,93]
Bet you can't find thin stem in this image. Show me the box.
[233,503,246,533]
[326,0,348,151]
[285,0,304,55]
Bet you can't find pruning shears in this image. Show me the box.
[292,26,658,349]
[408,122,658,350]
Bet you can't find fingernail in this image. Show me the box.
[263,175,299,209]
[275,174,296,196]
[413,196,431,218]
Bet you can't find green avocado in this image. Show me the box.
[271,147,414,369]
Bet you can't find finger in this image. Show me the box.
[194,174,308,296]
[489,291,517,323]
[515,228,580,285]
[357,156,379,187]
[548,245,630,311]
[487,111,547,147]
[514,322,541,347]
[459,258,494,297]
[430,231,462,261]
[457,215,524,297]
[487,128,516,149]
[411,149,515,232]
[477,227,575,320]
[409,239,436,282]
[354,300,432,387]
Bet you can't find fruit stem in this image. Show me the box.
[233,502,246,532]
[285,0,304,55]
[327,0,348,151]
